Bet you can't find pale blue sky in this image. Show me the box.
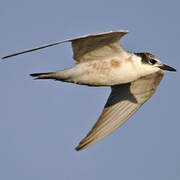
[0,0,179,179]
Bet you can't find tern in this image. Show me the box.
[2,30,176,151]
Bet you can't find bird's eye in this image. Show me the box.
[149,59,156,65]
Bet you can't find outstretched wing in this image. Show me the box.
[75,70,164,151]
[2,30,128,62]
[70,30,128,62]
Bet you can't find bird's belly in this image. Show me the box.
[71,59,140,86]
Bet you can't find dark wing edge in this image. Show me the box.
[2,40,68,59]
[2,30,128,60]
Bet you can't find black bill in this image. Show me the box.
[160,64,176,72]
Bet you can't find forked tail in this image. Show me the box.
[30,72,56,80]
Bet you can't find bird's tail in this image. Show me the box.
[30,72,56,80]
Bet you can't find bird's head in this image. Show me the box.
[135,52,176,73]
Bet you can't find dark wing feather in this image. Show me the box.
[2,30,128,61]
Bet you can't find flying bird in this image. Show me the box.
[2,30,176,151]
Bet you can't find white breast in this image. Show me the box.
[58,54,159,86]
[67,55,140,86]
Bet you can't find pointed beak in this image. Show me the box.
[159,64,176,72]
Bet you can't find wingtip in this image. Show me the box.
[75,141,88,151]
[75,145,86,151]
[1,54,18,59]
[1,56,8,60]
[75,142,85,151]
[75,146,81,151]
[75,139,93,151]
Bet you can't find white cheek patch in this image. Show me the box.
[132,54,142,65]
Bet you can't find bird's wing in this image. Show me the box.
[2,31,128,62]
[70,30,128,62]
[75,70,164,151]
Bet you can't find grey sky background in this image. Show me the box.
[0,0,179,179]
